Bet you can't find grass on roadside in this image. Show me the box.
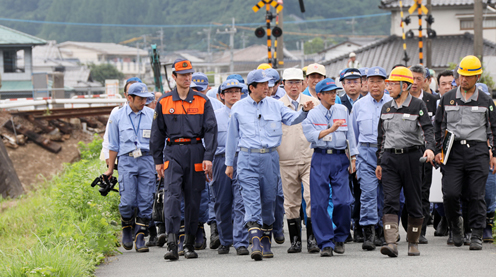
[0,136,121,277]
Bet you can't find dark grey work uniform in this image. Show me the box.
[434,87,496,229]
[377,94,435,218]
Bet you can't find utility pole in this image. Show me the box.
[474,0,484,62]
[425,0,432,68]
[240,32,248,49]
[136,42,141,79]
[158,28,164,54]
[301,40,305,68]
[217,18,237,74]
[276,0,284,68]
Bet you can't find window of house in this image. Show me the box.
[460,18,496,30]
[3,49,25,73]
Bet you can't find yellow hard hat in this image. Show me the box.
[386,67,413,83]
[458,55,483,76]
[302,66,308,73]
[257,63,272,70]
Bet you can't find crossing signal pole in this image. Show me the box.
[253,0,283,68]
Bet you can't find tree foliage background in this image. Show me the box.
[89,63,125,85]
[0,0,390,51]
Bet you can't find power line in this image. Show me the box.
[0,13,389,29]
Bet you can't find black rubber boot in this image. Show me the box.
[287,218,302,253]
[434,216,449,237]
[121,217,135,250]
[354,221,364,243]
[248,224,263,261]
[419,225,428,244]
[261,226,274,258]
[134,217,149,252]
[450,216,464,247]
[164,233,179,260]
[483,212,494,243]
[178,224,185,256]
[374,226,385,246]
[209,222,221,249]
[362,225,376,251]
[306,218,320,253]
[184,234,198,259]
[469,228,483,250]
[157,223,167,247]
[146,223,158,247]
[194,222,206,250]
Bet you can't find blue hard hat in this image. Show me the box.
[341,68,362,80]
[221,79,243,92]
[424,67,431,78]
[127,83,154,102]
[358,67,369,77]
[367,66,387,79]
[451,79,457,87]
[265,68,280,87]
[227,74,245,84]
[126,77,142,84]
[192,72,209,91]
[240,83,248,99]
[315,78,342,93]
[476,83,490,95]
[247,69,272,85]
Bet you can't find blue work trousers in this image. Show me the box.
[212,155,248,248]
[180,182,209,224]
[237,151,280,227]
[357,146,384,226]
[310,152,353,250]
[118,154,155,219]
[485,169,496,213]
[273,177,285,236]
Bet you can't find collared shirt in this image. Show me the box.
[108,104,154,156]
[214,105,236,155]
[434,86,496,154]
[286,93,301,110]
[346,94,357,106]
[272,86,286,100]
[302,87,342,104]
[302,103,359,156]
[101,104,126,160]
[377,94,435,164]
[225,95,309,166]
[350,93,392,144]
[209,96,224,111]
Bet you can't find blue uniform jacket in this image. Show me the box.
[350,93,392,144]
[302,103,358,156]
[225,95,308,167]
[108,105,154,156]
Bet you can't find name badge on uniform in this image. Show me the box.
[472,106,478,111]
[403,114,410,118]
[143,130,151,138]
[133,148,142,158]
[323,134,332,142]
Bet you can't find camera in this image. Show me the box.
[91,174,118,196]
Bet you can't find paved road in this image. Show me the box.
[96,224,496,277]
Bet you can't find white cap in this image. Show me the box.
[282,68,304,81]
[306,63,326,76]
[349,52,356,58]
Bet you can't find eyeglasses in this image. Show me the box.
[285,80,302,86]
[345,80,360,85]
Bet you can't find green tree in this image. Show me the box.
[89,63,125,85]
[304,37,325,55]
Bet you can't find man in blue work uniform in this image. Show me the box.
[151,58,218,260]
[350,66,392,251]
[104,82,156,253]
[212,79,249,255]
[225,69,315,261]
[358,67,369,97]
[302,78,358,257]
[266,68,286,100]
[376,67,435,257]
[339,68,363,244]
[226,74,248,99]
